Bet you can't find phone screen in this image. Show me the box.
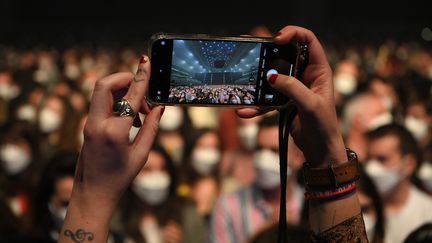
[149,36,301,107]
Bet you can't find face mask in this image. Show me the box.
[238,123,258,150]
[334,73,357,95]
[418,162,432,192]
[0,83,20,101]
[132,171,171,206]
[405,116,428,141]
[48,203,68,229]
[191,147,221,175]
[0,144,31,175]
[39,108,62,133]
[159,106,183,131]
[367,112,393,131]
[64,64,81,80]
[16,104,37,123]
[365,159,402,195]
[254,149,289,189]
[362,213,376,241]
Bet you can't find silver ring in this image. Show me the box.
[112,98,136,118]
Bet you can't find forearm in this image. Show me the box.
[58,188,117,243]
[307,136,367,242]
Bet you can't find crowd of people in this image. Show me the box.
[0,30,431,243]
[168,85,255,105]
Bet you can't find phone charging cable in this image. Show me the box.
[277,104,298,243]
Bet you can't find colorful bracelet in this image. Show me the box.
[304,181,357,201]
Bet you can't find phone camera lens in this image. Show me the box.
[161,41,166,46]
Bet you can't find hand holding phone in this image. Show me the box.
[148,34,308,108]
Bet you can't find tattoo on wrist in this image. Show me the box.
[64,229,94,242]
[311,213,368,243]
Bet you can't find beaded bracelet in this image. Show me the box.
[304,181,357,201]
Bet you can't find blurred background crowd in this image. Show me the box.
[1,0,431,242]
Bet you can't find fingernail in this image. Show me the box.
[274,32,282,38]
[139,55,148,64]
[133,116,142,127]
[268,74,278,84]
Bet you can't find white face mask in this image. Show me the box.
[405,116,429,141]
[365,159,403,195]
[64,64,81,80]
[238,123,258,150]
[254,149,289,189]
[132,171,171,206]
[362,213,376,242]
[48,203,68,229]
[0,83,20,101]
[0,144,31,175]
[418,162,432,192]
[367,112,393,131]
[334,73,358,95]
[39,108,62,133]
[16,104,37,123]
[159,106,183,131]
[191,147,221,175]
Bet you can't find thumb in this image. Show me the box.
[267,72,316,112]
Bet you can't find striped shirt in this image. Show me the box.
[209,184,303,243]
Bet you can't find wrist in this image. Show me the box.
[67,184,119,223]
[305,134,347,168]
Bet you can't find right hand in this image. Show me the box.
[237,26,347,166]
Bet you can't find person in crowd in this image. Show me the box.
[156,106,189,167]
[358,166,386,243]
[30,152,78,242]
[365,124,432,243]
[403,99,431,148]
[180,128,222,243]
[0,121,39,228]
[119,145,183,243]
[209,113,305,242]
[36,94,83,162]
[342,91,393,161]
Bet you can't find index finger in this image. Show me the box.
[274,26,328,66]
[87,72,134,124]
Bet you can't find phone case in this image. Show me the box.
[147,33,308,109]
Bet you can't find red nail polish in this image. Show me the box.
[268,74,278,84]
[139,55,148,64]
[275,32,282,37]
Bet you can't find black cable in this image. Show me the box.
[277,105,298,243]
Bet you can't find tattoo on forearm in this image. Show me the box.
[311,213,368,243]
[64,229,94,242]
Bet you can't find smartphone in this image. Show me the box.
[148,33,308,108]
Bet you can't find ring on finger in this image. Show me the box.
[112,98,136,118]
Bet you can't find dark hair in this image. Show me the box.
[403,223,432,243]
[358,166,385,243]
[30,151,77,239]
[366,123,421,163]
